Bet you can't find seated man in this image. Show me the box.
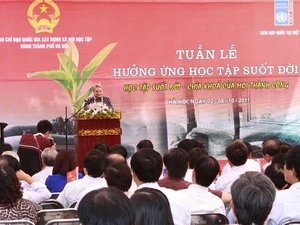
[261,139,281,172]
[265,145,300,225]
[178,155,226,215]
[32,147,58,183]
[77,187,134,225]
[131,148,191,225]
[57,150,107,208]
[215,140,249,193]
[158,147,191,190]
[231,172,276,225]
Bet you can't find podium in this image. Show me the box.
[75,114,121,170]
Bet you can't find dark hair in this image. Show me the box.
[93,142,110,155]
[41,148,58,167]
[105,153,126,170]
[177,139,199,153]
[226,141,248,166]
[37,120,53,134]
[0,165,23,206]
[265,163,288,190]
[105,163,132,192]
[131,148,162,183]
[0,143,13,154]
[52,150,78,176]
[271,152,286,165]
[262,139,280,157]
[188,147,208,169]
[242,140,253,156]
[163,148,188,179]
[285,145,300,180]
[279,141,291,154]
[130,188,174,225]
[194,156,220,187]
[231,172,276,225]
[0,155,21,172]
[78,187,134,225]
[83,150,106,178]
[110,144,128,159]
[136,140,154,150]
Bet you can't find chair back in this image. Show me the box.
[0,219,35,225]
[36,208,78,225]
[281,221,300,225]
[39,200,64,210]
[45,218,80,225]
[191,213,229,225]
[50,193,61,200]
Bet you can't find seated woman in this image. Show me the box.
[130,188,174,225]
[0,165,37,223]
[45,150,83,192]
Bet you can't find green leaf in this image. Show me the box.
[63,41,79,68]
[73,87,93,112]
[80,42,117,90]
[57,53,80,88]
[27,70,74,102]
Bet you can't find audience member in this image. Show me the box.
[221,140,261,175]
[215,140,248,193]
[18,119,56,176]
[261,139,281,172]
[0,155,51,204]
[0,142,13,154]
[177,139,200,153]
[110,144,128,159]
[136,139,154,150]
[77,187,134,225]
[32,147,58,183]
[178,156,226,215]
[2,150,20,162]
[130,187,174,225]
[0,165,37,223]
[265,163,289,190]
[158,147,191,190]
[93,142,110,155]
[265,145,300,224]
[57,150,107,208]
[184,147,208,182]
[131,148,190,225]
[105,162,133,194]
[231,172,276,225]
[279,141,291,154]
[45,150,83,192]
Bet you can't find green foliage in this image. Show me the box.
[27,42,117,112]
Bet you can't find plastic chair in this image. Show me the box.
[39,200,64,210]
[0,219,35,225]
[50,193,61,199]
[45,218,80,225]
[36,208,78,225]
[191,213,229,225]
[281,221,300,225]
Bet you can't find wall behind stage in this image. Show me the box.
[1,0,300,158]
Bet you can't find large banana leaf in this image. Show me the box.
[79,42,117,92]
[73,87,93,112]
[61,41,79,69]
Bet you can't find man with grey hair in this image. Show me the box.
[32,147,58,183]
[231,171,276,225]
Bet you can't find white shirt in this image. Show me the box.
[265,182,300,225]
[184,169,193,182]
[22,181,52,204]
[221,159,261,175]
[32,166,53,184]
[57,175,107,208]
[215,164,248,193]
[177,184,226,215]
[136,182,191,225]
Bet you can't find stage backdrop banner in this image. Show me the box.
[1,0,300,158]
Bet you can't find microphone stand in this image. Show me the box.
[65,103,87,150]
